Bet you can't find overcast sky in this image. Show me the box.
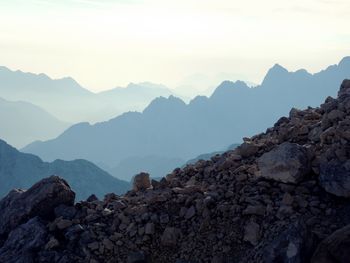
[0,0,349,93]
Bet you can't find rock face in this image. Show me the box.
[258,142,309,183]
[0,176,75,237]
[0,80,350,262]
[311,224,350,263]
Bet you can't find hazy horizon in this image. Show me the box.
[1,0,350,94]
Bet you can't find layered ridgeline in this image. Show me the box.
[23,57,350,181]
[0,139,130,200]
[1,80,350,262]
[0,97,69,148]
[0,65,174,123]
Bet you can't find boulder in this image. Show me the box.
[262,221,316,263]
[0,176,75,237]
[311,224,350,263]
[133,172,151,191]
[257,142,309,184]
[237,142,259,158]
[319,160,350,197]
[0,217,48,263]
[338,79,350,98]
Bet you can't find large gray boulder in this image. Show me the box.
[319,160,350,197]
[0,176,75,237]
[257,142,310,184]
[311,224,350,263]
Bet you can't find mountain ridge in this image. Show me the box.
[0,139,130,200]
[1,79,350,262]
[22,57,350,180]
[0,65,176,123]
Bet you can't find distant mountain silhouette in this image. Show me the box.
[185,144,239,165]
[22,57,350,180]
[0,97,69,148]
[0,139,130,200]
[0,66,175,123]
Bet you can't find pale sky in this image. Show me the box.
[0,0,349,93]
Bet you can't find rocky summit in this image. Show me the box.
[1,80,350,263]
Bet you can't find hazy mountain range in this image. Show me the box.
[22,57,350,181]
[0,66,175,124]
[0,139,130,200]
[0,97,69,148]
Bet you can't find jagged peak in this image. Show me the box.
[58,122,91,138]
[339,56,350,67]
[261,63,290,86]
[143,95,186,114]
[210,80,250,98]
[189,95,209,105]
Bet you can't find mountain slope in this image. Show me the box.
[2,80,350,262]
[0,139,130,200]
[22,57,350,180]
[0,97,69,148]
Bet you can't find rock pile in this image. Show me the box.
[1,80,350,262]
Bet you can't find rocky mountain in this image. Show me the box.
[23,57,350,180]
[0,139,130,200]
[0,97,69,148]
[1,80,350,262]
[0,66,175,123]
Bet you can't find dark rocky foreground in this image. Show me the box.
[1,80,350,262]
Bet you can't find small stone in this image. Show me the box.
[102,238,114,251]
[45,237,60,250]
[56,219,73,230]
[243,205,265,216]
[145,223,155,235]
[127,251,147,263]
[102,208,112,216]
[161,227,181,247]
[277,206,294,219]
[185,206,196,219]
[282,193,294,206]
[160,214,169,224]
[88,242,99,251]
[244,221,260,246]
